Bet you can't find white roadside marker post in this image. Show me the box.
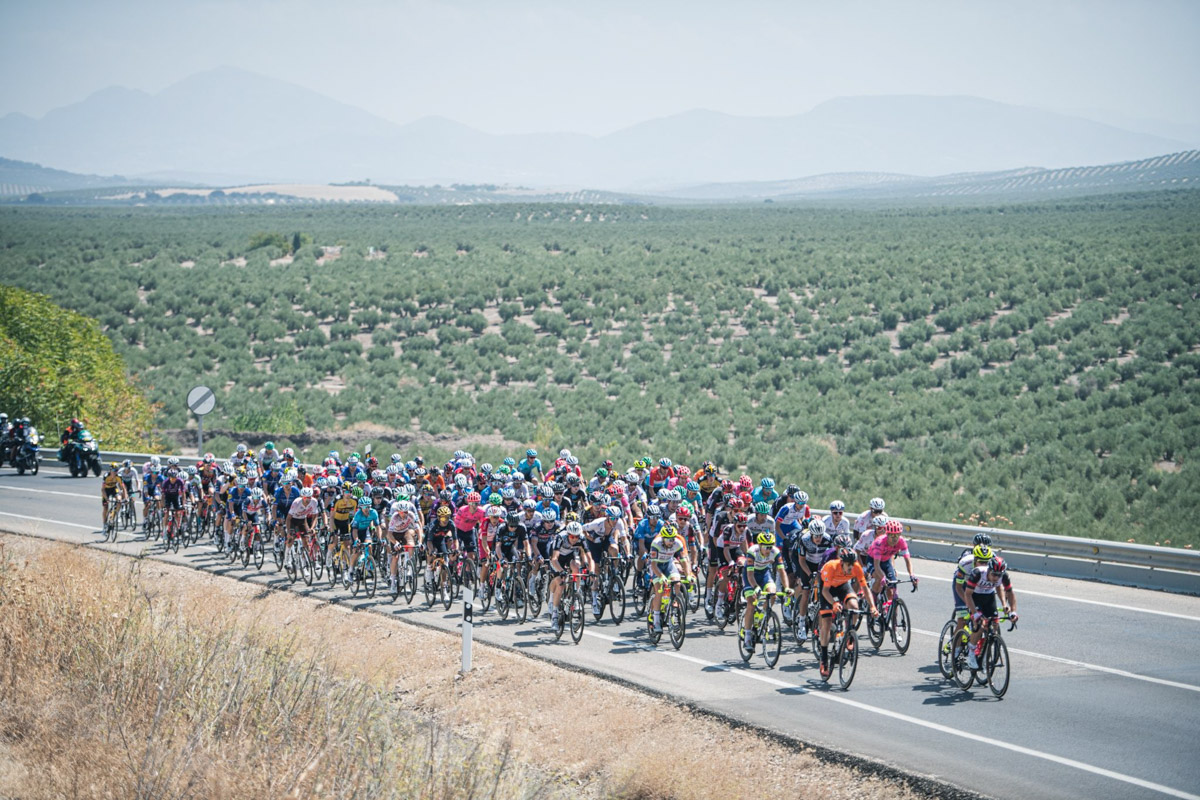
[462,586,474,674]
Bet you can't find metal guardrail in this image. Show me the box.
[36,449,1200,595]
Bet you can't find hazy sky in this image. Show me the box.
[3,0,1199,134]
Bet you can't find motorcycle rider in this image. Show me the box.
[59,417,86,463]
[6,417,30,463]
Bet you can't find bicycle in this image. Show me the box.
[389,543,419,604]
[284,529,315,586]
[823,601,866,690]
[424,551,452,610]
[552,570,587,644]
[119,493,137,531]
[350,537,378,598]
[329,533,353,591]
[241,519,265,570]
[104,499,120,542]
[866,578,916,654]
[592,553,627,624]
[737,588,785,668]
[143,502,162,541]
[163,507,185,554]
[710,563,743,632]
[495,557,530,624]
[951,612,1016,698]
[646,575,690,650]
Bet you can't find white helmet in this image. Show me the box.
[300,487,313,498]
[869,497,886,512]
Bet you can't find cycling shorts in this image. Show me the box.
[586,538,608,565]
[741,565,771,597]
[798,559,822,589]
[818,582,853,616]
[103,486,118,500]
[971,591,999,620]
[351,525,371,544]
[164,493,183,511]
[334,517,350,538]
[428,535,450,556]
[532,538,553,561]
[552,552,575,573]
[875,558,897,584]
[456,528,477,554]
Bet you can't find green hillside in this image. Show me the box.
[0,192,1196,544]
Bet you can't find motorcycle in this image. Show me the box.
[14,427,41,476]
[62,429,102,477]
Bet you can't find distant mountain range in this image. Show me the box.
[1,66,1195,191]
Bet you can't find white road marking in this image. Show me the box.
[584,630,1200,800]
[910,628,1200,693]
[0,511,96,530]
[0,483,97,499]
[916,573,1200,622]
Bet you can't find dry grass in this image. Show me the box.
[0,537,923,800]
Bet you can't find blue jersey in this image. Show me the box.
[752,487,781,507]
[535,500,561,519]
[633,517,663,542]
[274,485,298,512]
[351,508,379,531]
[227,486,251,512]
[517,458,542,480]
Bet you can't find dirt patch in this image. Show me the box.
[1154,460,1181,473]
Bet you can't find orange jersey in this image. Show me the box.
[820,560,868,591]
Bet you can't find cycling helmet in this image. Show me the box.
[503,457,516,468]
[973,532,993,547]
[720,480,735,494]
[480,462,493,474]
[236,444,247,454]
[734,513,749,525]
[676,465,691,478]
[539,484,553,499]
[833,533,853,549]
[450,475,465,489]
[760,477,775,490]
[566,455,579,466]
[989,557,1007,574]
[869,497,886,512]
[505,512,521,526]
[405,460,417,472]
[501,487,516,500]
[351,487,363,499]
[316,477,328,489]
[437,506,452,519]
[300,487,313,498]
[413,467,428,478]
[370,486,384,498]
[659,457,672,469]
[604,505,621,520]
[488,492,502,505]
[972,544,994,561]
[738,491,753,506]
[595,467,609,479]
[753,501,770,515]
[355,471,367,482]
[756,531,776,547]
[872,513,889,528]
[236,477,248,487]
[660,524,679,539]
[390,454,403,464]
[453,450,465,460]
[738,475,753,490]
[526,448,537,457]
[786,484,800,497]
[559,448,570,459]
[830,500,846,512]
[884,519,904,536]
[439,489,453,502]
[386,464,400,476]
[677,506,691,519]
[808,518,827,536]
[566,473,581,486]
[513,473,524,483]
[202,453,215,463]
[108,461,119,470]
[565,521,583,537]
[839,548,858,564]
[357,498,371,510]
[282,448,295,457]
[466,491,481,504]
[648,504,662,517]
[541,509,558,523]
[186,466,197,476]
[685,480,700,493]
[486,505,504,519]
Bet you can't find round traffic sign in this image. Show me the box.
[187,385,216,416]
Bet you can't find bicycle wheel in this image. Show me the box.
[645,604,662,646]
[837,628,859,690]
[892,598,911,654]
[351,558,364,597]
[685,579,700,614]
[497,575,511,620]
[460,556,477,595]
[631,573,648,618]
[299,547,314,587]
[424,564,436,605]
[285,544,298,584]
[440,567,452,611]
[364,558,378,598]
[569,588,585,644]
[608,573,626,624]
[253,535,265,570]
[763,609,782,668]
[952,637,976,690]
[241,532,251,566]
[553,600,567,642]
[403,556,417,605]
[737,623,754,663]
[986,635,1010,698]
[513,578,529,624]
[667,596,686,651]
[936,619,957,679]
[527,569,542,618]
[273,534,285,571]
[867,603,887,649]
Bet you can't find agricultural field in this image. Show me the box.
[0,192,1197,544]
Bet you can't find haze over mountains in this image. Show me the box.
[0,66,1194,191]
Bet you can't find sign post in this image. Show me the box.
[462,586,474,674]
[186,385,216,453]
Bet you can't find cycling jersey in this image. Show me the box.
[332,496,357,521]
[796,531,830,564]
[774,502,810,532]
[287,497,319,519]
[964,567,1012,595]
[102,472,122,491]
[868,533,909,562]
[822,514,852,538]
[744,543,783,571]
[517,458,542,480]
[351,508,379,531]
[648,535,686,564]
[820,560,869,591]
[751,487,780,507]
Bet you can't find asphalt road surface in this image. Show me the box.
[2,465,1198,800]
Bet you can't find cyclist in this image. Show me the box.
[793,518,831,642]
[160,467,188,538]
[517,448,545,483]
[741,530,790,652]
[285,486,320,560]
[963,557,1018,670]
[868,519,919,598]
[822,500,851,540]
[751,477,780,508]
[494,510,532,600]
[547,520,590,628]
[452,491,487,565]
[818,547,878,679]
[116,459,141,524]
[648,523,692,634]
[854,497,887,544]
[100,462,127,527]
[949,543,1002,652]
[706,511,749,617]
[142,463,162,534]
[224,476,252,552]
[425,505,457,583]
[854,512,889,577]
[327,484,358,566]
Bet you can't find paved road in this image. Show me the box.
[2,466,1199,800]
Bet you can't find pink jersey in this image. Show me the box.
[868,533,909,562]
[453,504,488,533]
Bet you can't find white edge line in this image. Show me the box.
[909,628,1200,694]
[0,511,97,530]
[0,484,98,499]
[916,573,1200,623]
[582,630,1200,800]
